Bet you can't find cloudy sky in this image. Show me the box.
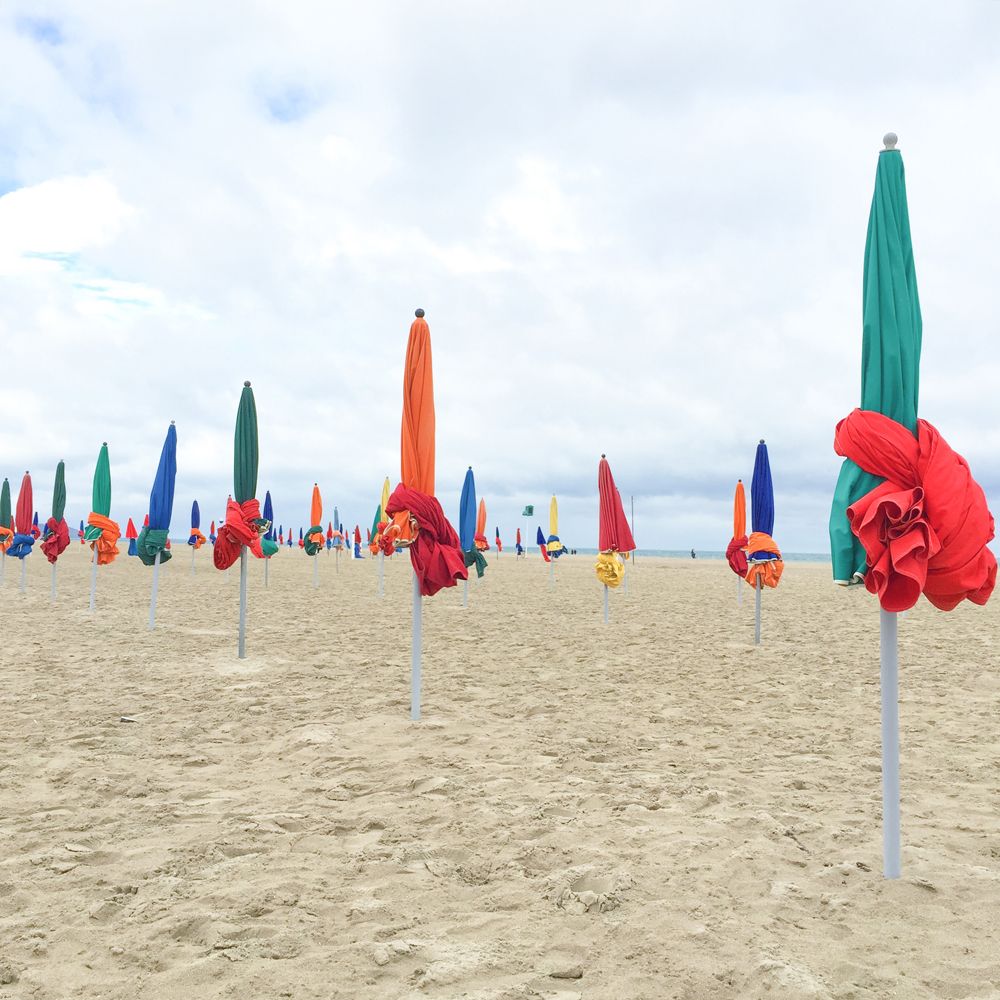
[2,2,1000,552]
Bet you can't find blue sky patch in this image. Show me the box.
[15,15,64,46]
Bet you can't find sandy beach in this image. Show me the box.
[0,546,997,999]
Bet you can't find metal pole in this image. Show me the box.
[264,556,269,589]
[89,543,98,611]
[148,550,161,630]
[880,608,901,878]
[630,495,636,565]
[462,577,468,608]
[603,584,609,623]
[238,546,248,659]
[190,546,195,575]
[737,574,742,606]
[411,569,421,721]
[549,559,554,588]
[51,563,57,602]
[623,558,629,595]
[378,551,384,597]
[313,552,319,589]
[19,557,26,594]
[754,577,761,645]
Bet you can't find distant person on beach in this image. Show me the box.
[691,548,696,559]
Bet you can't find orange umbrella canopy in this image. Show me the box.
[310,484,322,526]
[476,498,486,538]
[733,480,746,538]
[401,309,435,495]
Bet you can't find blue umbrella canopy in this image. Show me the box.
[459,467,477,552]
[263,490,274,541]
[536,526,546,547]
[137,422,177,566]
[191,500,201,530]
[750,440,774,536]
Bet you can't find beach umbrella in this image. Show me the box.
[726,480,748,606]
[475,499,489,552]
[353,524,361,558]
[84,443,121,611]
[298,527,304,548]
[536,526,551,562]
[596,454,637,622]
[747,440,783,645]
[0,478,13,583]
[188,499,206,575]
[830,134,996,878]
[458,467,486,605]
[31,511,40,540]
[546,495,564,587]
[263,491,274,542]
[286,529,293,548]
[372,476,394,592]
[326,522,333,552]
[209,519,217,545]
[40,460,70,599]
[125,517,139,556]
[8,472,35,593]
[214,382,278,658]
[495,526,502,555]
[515,527,523,556]
[383,309,467,720]
[78,519,85,544]
[305,484,323,588]
[137,422,177,629]
[278,524,283,545]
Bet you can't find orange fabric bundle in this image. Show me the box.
[745,532,783,589]
[0,524,12,553]
[87,513,121,565]
[189,528,206,550]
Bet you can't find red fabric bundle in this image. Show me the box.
[214,497,266,570]
[834,408,997,612]
[41,517,70,564]
[385,484,467,597]
[726,534,748,576]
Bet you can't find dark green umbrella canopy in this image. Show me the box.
[830,136,922,582]
[92,443,112,516]
[234,381,258,504]
[0,477,10,530]
[52,461,66,523]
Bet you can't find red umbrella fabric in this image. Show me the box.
[125,518,138,540]
[386,484,467,596]
[598,455,636,552]
[834,409,996,612]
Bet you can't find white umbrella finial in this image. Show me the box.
[883,132,898,150]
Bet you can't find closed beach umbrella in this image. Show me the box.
[547,495,564,558]
[31,511,40,540]
[596,454,636,619]
[78,519,85,543]
[137,422,177,568]
[263,491,274,543]
[298,527,304,548]
[726,480,748,582]
[475,499,489,551]
[209,519,216,545]
[9,473,35,593]
[306,484,323,588]
[0,478,13,580]
[189,500,206,548]
[383,309,467,721]
[138,422,177,629]
[495,526,502,553]
[459,467,486,584]
[126,517,139,557]
[85,443,121,564]
[830,133,996,878]
[536,526,551,562]
[747,441,782,589]
[214,382,278,657]
[41,462,70,600]
[515,527,522,556]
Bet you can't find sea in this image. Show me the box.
[571,549,830,564]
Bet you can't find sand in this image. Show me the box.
[0,545,998,999]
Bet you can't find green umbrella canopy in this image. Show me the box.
[1,477,10,530]
[234,381,258,505]
[92,443,112,516]
[52,461,66,523]
[830,134,922,582]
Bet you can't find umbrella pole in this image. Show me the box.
[336,549,340,574]
[880,608,902,878]
[549,560,554,588]
[603,584,609,623]
[89,544,98,611]
[754,577,761,645]
[51,563,57,602]
[238,546,248,659]
[377,551,384,597]
[462,577,468,608]
[313,552,319,589]
[19,557,26,594]
[1,550,5,585]
[623,559,629,596]
[190,546,195,575]
[148,551,161,630]
[264,556,269,588]
[737,574,742,606]
[411,569,421,721]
